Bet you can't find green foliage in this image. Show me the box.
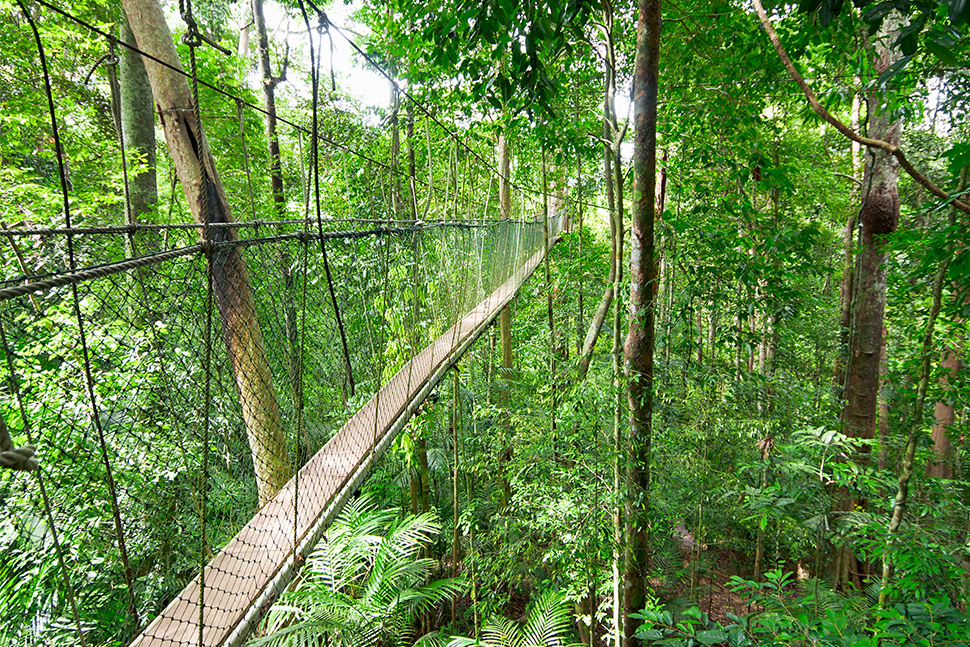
[251,496,465,647]
[448,590,578,647]
[634,570,970,646]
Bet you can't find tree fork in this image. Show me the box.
[751,0,970,216]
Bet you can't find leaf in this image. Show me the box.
[894,18,925,55]
[949,0,969,25]
[799,0,823,13]
[863,0,903,26]
[926,38,961,66]
[876,55,912,88]
[819,0,843,27]
[696,629,729,645]
[943,142,970,175]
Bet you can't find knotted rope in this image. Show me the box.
[0,415,38,471]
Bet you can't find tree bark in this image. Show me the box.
[838,15,902,587]
[843,16,902,452]
[119,21,157,255]
[122,0,289,505]
[927,348,960,478]
[929,169,967,479]
[498,133,511,220]
[623,0,660,639]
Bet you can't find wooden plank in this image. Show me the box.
[130,233,556,647]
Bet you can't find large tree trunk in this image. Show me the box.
[623,0,660,640]
[839,15,902,586]
[122,0,289,505]
[843,20,901,452]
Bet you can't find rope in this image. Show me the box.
[0,217,504,237]
[298,0,356,396]
[0,245,202,301]
[0,221,505,299]
[15,0,142,627]
[0,416,37,471]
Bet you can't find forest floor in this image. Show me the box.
[653,546,755,624]
[662,572,749,624]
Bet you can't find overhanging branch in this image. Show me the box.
[751,0,970,216]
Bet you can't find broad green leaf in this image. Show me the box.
[876,54,912,88]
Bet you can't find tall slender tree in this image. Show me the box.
[119,21,157,255]
[623,0,660,640]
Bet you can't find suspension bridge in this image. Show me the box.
[0,2,577,646]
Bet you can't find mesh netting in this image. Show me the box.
[0,213,562,647]
[0,2,569,644]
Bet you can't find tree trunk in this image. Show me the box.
[623,0,660,639]
[838,14,902,586]
[928,170,967,479]
[927,348,960,478]
[122,0,289,505]
[119,21,157,255]
[843,17,901,453]
[498,133,511,219]
[253,0,284,216]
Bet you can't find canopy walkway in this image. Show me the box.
[133,217,562,647]
[0,214,565,647]
[0,3,577,646]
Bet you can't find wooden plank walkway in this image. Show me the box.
[130,232,556,647]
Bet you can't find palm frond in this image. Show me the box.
[253,497,462,647]
[483,617,526,647]
[521,590,572,647]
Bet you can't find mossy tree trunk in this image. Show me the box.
[838,15,902,587]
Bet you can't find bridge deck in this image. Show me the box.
[131,240,552,647]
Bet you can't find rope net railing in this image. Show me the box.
[0,1,574,645]
[0,213,564,646]
[0,5,576,646]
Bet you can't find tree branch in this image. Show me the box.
[751,0,970,216]
[834,172,863,186]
